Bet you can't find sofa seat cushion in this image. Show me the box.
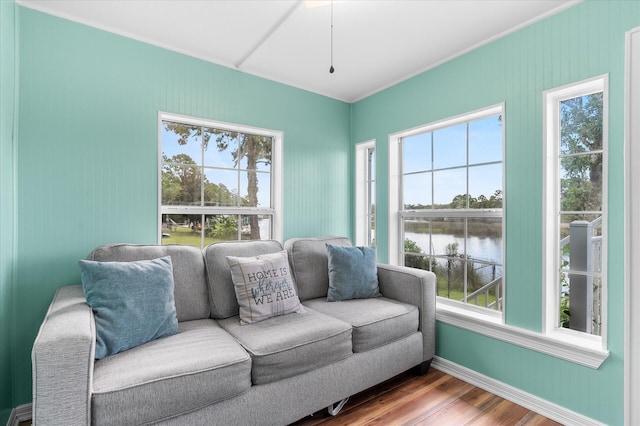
[218,308,352,385]
[303,297,419,353]
[91,319,251,426]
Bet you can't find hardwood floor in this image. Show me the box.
[292,369,562,426]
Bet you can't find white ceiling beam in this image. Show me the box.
[235,1,302,70]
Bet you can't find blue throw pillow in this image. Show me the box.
[79,256,179,359]
[326,243,381,302]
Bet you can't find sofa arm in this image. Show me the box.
[32,285,95,426]
[376,264,436,364]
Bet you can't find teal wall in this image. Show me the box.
[0,1,17,423]
[7,5,352,412]
[352,1,638,424]
[2,1,638,424]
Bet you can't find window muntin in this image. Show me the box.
[544,76,607,341]
[400,106,504,313]
[159,113,280,249]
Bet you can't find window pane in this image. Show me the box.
[467,218,502,264]
[161,214,203,247]
[433,123,466,169]
[240,215,271,240]
[369,149,376,179]
[404,218,431,254]
[591,275,603,336]
[204,169,238,207]
[162,122,202,164]
[403,133,431,173]
[203,215,239,245]
[560,92,603,155]
[369,215,376,246]
[560,213,601,240]
[240,171,270,208]
[238,134,272,172]
[468,164,502,208]
[560,272,602,336]
[403,172,431,209]
[560,214,602,274]
[203,128,239,169]
[370,180,376,208]
[403,218,433,271]
[433,168,466,208]
[560,153,603,212]
[467,217,503,308]
[431,218,465,301]
[161,165,202,206]
[469,114,502,165]
[431,218,464,257]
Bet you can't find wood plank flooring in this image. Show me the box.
[292,369,562,426]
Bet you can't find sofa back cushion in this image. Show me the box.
[283,236,352,301]
[87,244,209,322]
[203,240,284,319]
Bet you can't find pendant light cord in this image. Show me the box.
[329,0,335,73]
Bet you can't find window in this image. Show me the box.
[543,76,607,346]
[392,105,504,314]
[159,112,282,248]
[355,140,376,246]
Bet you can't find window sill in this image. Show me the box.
[436,303,609,369]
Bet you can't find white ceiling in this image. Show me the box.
[17,0,579,103]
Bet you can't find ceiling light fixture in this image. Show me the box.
[329,0,335,74]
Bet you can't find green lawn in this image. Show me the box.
[161,226,221,248]
[436,279,499,309]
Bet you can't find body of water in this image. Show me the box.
[405,232,503,280]
[405,231,502,263]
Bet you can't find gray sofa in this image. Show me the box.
[32,236,436,425]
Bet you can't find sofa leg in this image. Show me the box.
[416,358,433,375]
[327,397,349,416]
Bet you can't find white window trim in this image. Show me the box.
[436,304,609,369]
[390,103,505,319]
[355,140,375,246]
[625,25,640,426]
[542,75,609,357]
[157,111,283,243]
[389,102,609,368]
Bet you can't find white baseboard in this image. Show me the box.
[432,356,605,426]
[6,403,31,426]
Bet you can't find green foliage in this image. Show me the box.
[405,190,502,210]
[437,242,488,297]
[560,294,571,329]
[403,238,437,271]
[204,216,238,240]
[403,239,486,298]
[560,93,603,213]
[161,153,239,206]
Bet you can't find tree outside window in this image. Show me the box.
[159,115,276,248]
